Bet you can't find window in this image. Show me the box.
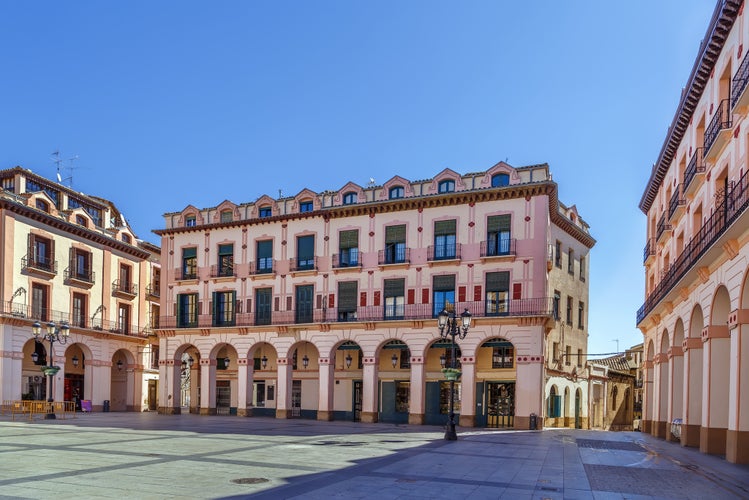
[177,293,198,328]
[395,381,410,413]
[85,206,102,227]
[2,177,15,192]
[432,275,455,317]
[220,210,232,223]
[119,264,132,289]
[342,192,357,205]
[217,244,234,277]
[555,240,562,267]
[338,230,359,267]
[182,247,197,280]
[31,282,49,321]
[580,256,586,282]
[295,284,314,323]
[577,348,583,368]
[552,342,559,362]
[72,293,87,328]
[439,381,460,414]
[433,220,456,260]
[438,180,455,193]
[384,278,405,320]
[27,234,55,272]
[255,287,272,326]
[337,281,358,321]
[553,290,560,320]
[568,248,574,274]
[565,345,571,366]
[253,381,266,407]
[258,206,272,218]
[185,215,196,227]
[492,345,514,369]
[486,215,511,255]
[117,303,131,334]
[389,186,404,199]
[566,296,573,325]
[213,291,236,326]
[491,173,510,187]
[75,215,87,227]
[578,301,585,329]
[296,235,315,270]
[69,248,92,282]
[256,240,273,274]
[299,200,314,213]
[384,224,406,264]
[36,198,49,212]
[485,271,509,316]
[122,234,131,244]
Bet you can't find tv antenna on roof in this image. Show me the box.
[51,150,79,187]
[366,177,376,188]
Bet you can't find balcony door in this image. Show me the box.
[295,285,313,324]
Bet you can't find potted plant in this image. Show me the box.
[441,367,462,381]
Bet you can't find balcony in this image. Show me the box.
[643,238,655,265]
[0,300,146,337]
[64,266,95,287]
[21,255,57,277]
[174,267,198,281]
[146,283,160,298]
[704,98,733,161]
[210,264,235,278]
[668,184,685,221]
[655,213,672,243]
[332,253,361,269]
[112,279,138,299]
[731,48,749,110]
[249,260,275,276]
[637,167,749,325]
[378,247,410,266]
[684,147,705,197]
[427,243,461,262]
[480,239,516,259]
[158,296,554,329]
[290,256,318,273]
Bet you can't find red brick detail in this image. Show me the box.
[702,325,730,341]
[728,309,749,329]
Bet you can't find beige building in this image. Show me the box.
[155,161,593,429]
[0,167,160,412]
[588,354,637,431]
[637,0,749,463]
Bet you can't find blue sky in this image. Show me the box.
[0,1,717,356]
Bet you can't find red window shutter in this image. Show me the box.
[246,298,252,312]
[173,302,177,316]
[360,291,367,307]
[407,289,415,305]
[458,286,466,302]
[328,293,335,308]
[513,283,522,300]
[198,301,203,315]
[474,286,482,301]
[422,288,430,304]
[274,297,280,311]
[286,296,292,310]
[374,291,381,306]
[316,294,322,309]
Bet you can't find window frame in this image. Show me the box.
[389,186,404,199]
[342,192,357,205]
[491,173,510,187]
[438,180,455,193]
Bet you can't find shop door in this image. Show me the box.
[575,390,582,429]
[353,380,362,422]
[216,380,230,415]
[486,382,515,428]
[291,380,302,417]
[148,380,158,411]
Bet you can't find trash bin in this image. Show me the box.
[103,400,110,412]
[529,413,537,430]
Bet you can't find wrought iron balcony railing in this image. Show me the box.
[704,98,732,154]
[146,283,160,297]
[22,255,57,275]
[480,239,516,258]
[427,243,461,261]
[289,256,318,272]
[656,212,671,241]
[210,264,235,278]
[732,48,749,108]
[64,267,95,284]
[331,253,360,269]
[684,147,705,193]
[378,247,410,265]
[668,184,685,220]
[112,279,138,297]
[174,267,198,281]
[643,238,655,264]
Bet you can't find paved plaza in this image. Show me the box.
[0,413,748,499]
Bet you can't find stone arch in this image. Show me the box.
[110,348,136,411]
[704,285,731,454]
[671,317,686,427]
[64,342,93,406]
[644,339,655,425]
[172,343,201,412]
[731,266,749,462]
[210,342,239,413]
[657,328,670,430]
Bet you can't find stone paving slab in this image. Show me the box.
[0,413,748,499]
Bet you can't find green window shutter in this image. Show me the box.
[297,235,314,260]
[486,271,509,291]
[384,278,405,298]
[385,224,406,243]
[257,240,272,259]
[183,247,197,259]
[487,215,511,232]
[433,274,455,292]
[434,219,456,236]
[218,244,233,255]
[212,291,218,318]
[338,281,358,310]
[339,230,358,249]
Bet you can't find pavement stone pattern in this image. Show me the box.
[0,412,747,499]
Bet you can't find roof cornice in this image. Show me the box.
[639,0,742,213]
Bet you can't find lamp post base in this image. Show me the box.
[444,427,458,440]
[45,413,57,420]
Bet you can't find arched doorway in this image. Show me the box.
[684,305,704,447]
[176,345,200,414]
[672,318,686,438]
[704,286,731,455]
[249,342,278,417]
[475,338,515,428]
[575,388,582,429]
[334,341,363,421]
[211,344,238,415]
[110,349,135,411]
[378,339,412,424]
[286,341,319,419]
[64,343,90,410]
[22,339,47,400]
[657,330,670,438]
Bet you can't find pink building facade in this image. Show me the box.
[156,162,593,429]
[637,0,749,463]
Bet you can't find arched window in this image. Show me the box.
[185,215,196,227]
[36,199,49,212]
[220,210,232,223]
[438,180,455,193]
[76,215,87,227]
[299,200,313,213]
[258,206,272,218]
[491,173,510,187]
[342,192,357,205]
[389,186,404,199]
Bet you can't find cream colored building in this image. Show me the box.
[637,0,748,463]
[0,167,160,412]
[156,161,593,429]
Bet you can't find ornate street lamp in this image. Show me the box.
[302,354,309,369]
[391,353,398,368]
[116,359,124,371]
[261,355,268,369]
[437,308,471,440]
[72,355,79,368]
[32,320,70,419]
[345,353,353,369]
